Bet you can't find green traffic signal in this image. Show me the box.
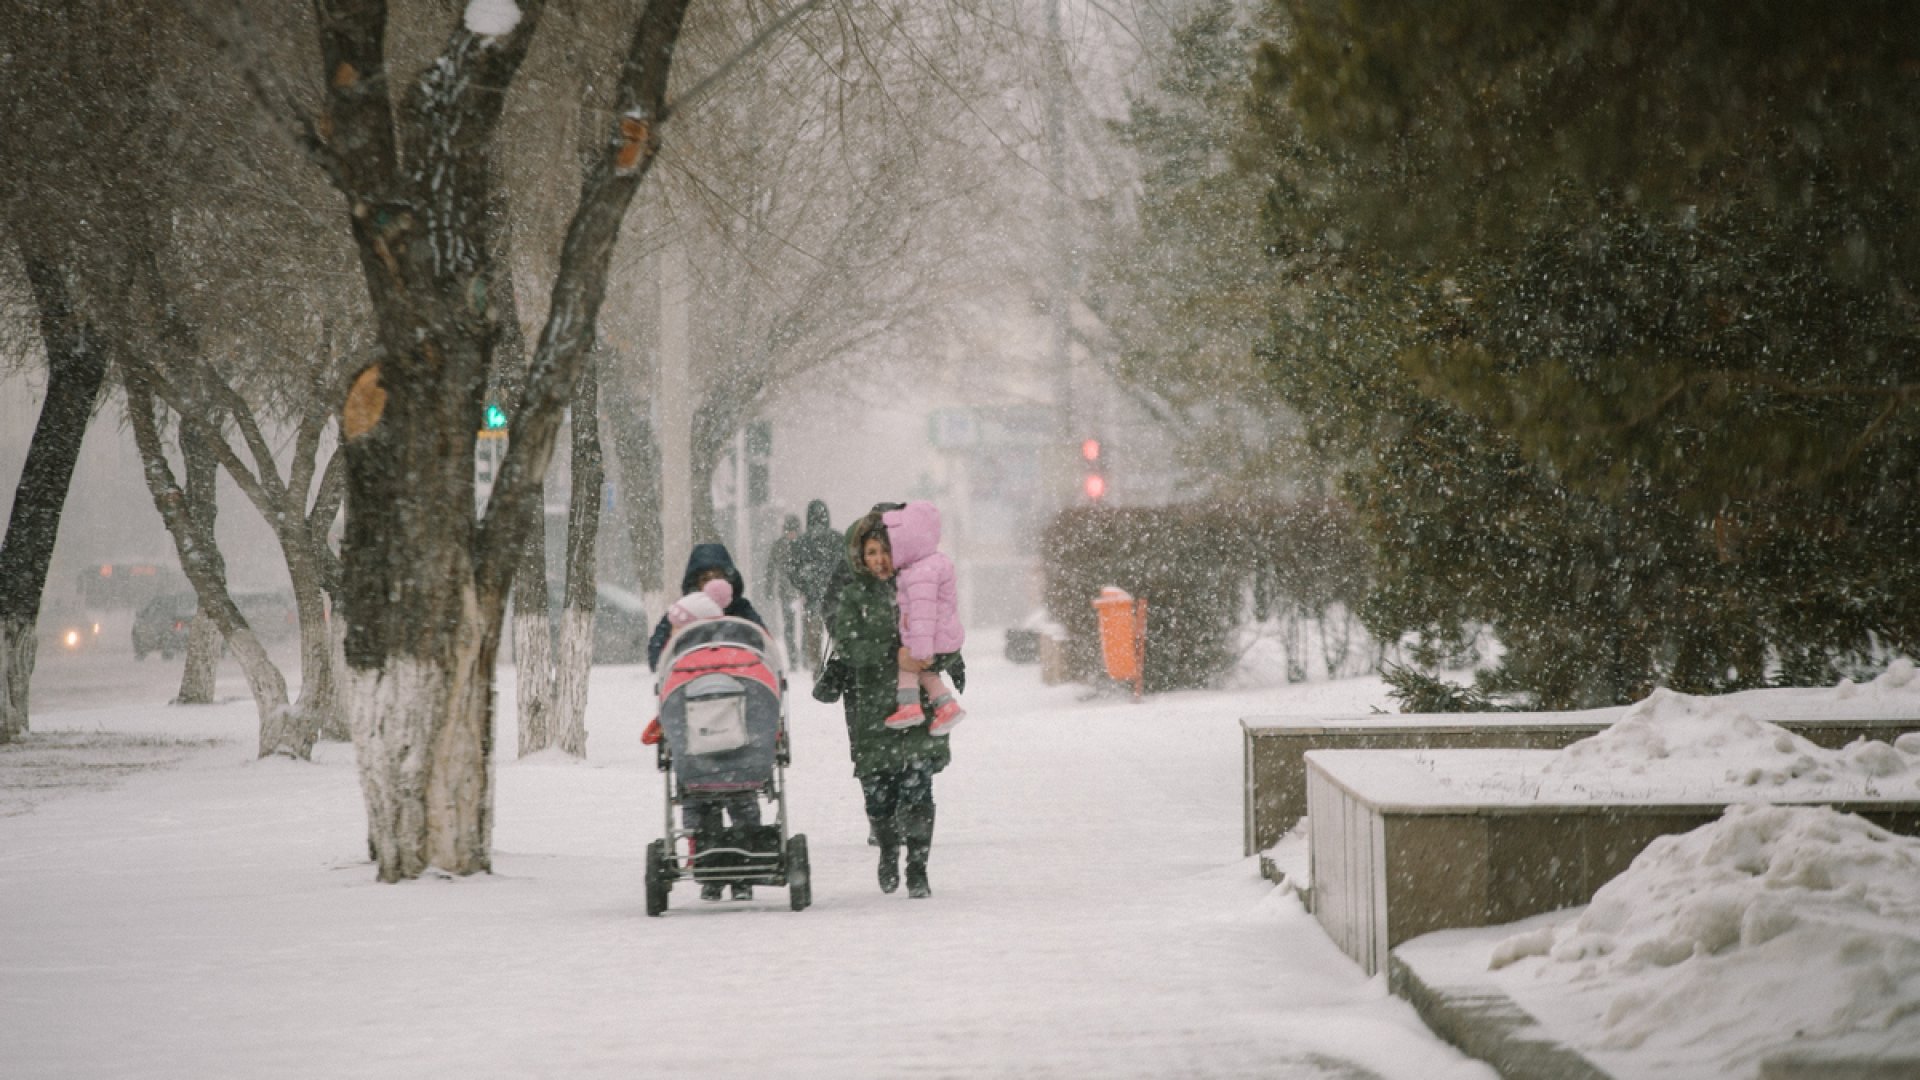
[483,403,509,430]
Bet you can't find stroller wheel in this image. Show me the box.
[787,834,811,912]
[645,839,670,917]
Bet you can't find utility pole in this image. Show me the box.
[1045,0,1076,512]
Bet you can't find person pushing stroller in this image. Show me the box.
[646,543,769,902]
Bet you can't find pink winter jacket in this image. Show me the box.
[883,500,965,661]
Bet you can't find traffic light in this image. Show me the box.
[1081,438,1106,502]
[483,402,509,431]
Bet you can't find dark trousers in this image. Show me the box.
[860,764,935,869]
[684,793,762,837]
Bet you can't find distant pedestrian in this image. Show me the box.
[764,513,803,665]
[785,499,840,671]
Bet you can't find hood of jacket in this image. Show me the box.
[881,501,941,570]
[805,499,832,532]
[679,542,745,597]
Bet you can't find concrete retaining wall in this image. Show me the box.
[1305,748,1920,976]
[1245,710,1920,855]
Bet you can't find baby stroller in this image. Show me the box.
[645,616,810,915]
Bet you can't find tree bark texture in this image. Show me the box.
[319,0,692,880]
[513,507,555,757]
[552,352,604,758]
[176,615,220,704]
[125,381,311,757]
[604,371,664,593]
[0,253,109,742]
[172,432,220,705]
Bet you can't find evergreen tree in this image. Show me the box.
[1089,1,1302,497]
[1251,0,1920,705]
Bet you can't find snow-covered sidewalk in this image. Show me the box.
[0,652,1494,1079]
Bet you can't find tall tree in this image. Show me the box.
[1087,0,1301,498]
[291,0,701,880]
[0,4,161,740]
[1255,0,1920,704]
[0,245,109,741]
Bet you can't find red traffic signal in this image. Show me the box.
[1083,472,1107,501]
[1081,438,1101,462]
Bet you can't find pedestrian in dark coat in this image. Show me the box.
[830,511,963,899]
[646,542,765,670]
[786,499,840,670]
[764,513,804,664]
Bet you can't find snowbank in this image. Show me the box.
[1474,663,1920,1076]
[1488,804,1920,1075]
[1542,676,1920,794]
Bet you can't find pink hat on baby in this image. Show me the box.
[667,577,735,628]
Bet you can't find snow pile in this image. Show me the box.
[1830,656,1920,704]
[1542,683,1920,795]
[1488,803,1920,1073]
[465,0,521,37]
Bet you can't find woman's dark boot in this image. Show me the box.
[903,800,934,898]
[904,833,931,898]
[875,822,901,894]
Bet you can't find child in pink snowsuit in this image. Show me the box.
[881,500,966,736]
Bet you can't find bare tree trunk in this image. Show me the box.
[322,610,350,742]
[176,615,220,703]
[317,0,694,880]
[0,250,109,742]
[604,372,663,593]
[126,382,307,756]
[513,512,555,756]
[173,431,220,705]
[551,352,604,757]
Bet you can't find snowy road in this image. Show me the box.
[1,648,1494,1079]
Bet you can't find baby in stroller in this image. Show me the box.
[644,577,764,901]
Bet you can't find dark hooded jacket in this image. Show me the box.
[647,542,766,670]
[786,499,842,613]
[830,520,956,778]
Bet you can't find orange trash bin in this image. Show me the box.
[1092,586,1148,699]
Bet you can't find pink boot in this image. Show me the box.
[884,701,926,729]
[928,698,965,736]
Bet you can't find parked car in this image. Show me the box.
[132,592,195,660]
[132,589,299,659]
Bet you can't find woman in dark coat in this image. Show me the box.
[830,511,961,898]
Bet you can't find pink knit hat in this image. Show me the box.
[667,578,733,628]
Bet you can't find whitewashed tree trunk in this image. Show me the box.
[514,607,555,755]
[345,619,499,879]
[174,614,220,705]
[322,0,693,880]
[0,619,33,741]
[513,517,555,757]
[551,606,593,757]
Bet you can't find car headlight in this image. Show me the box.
[63,629,81,648]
